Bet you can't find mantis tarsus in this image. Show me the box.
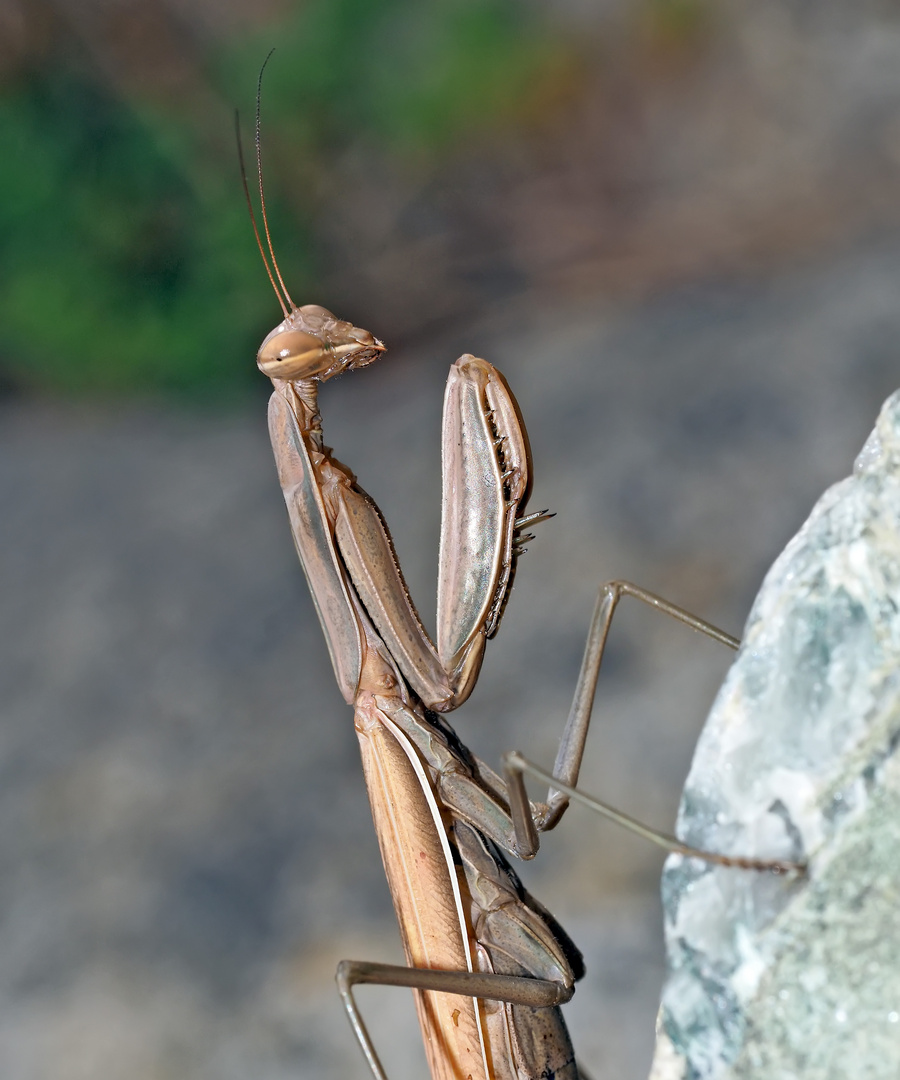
[240,89,805,1080]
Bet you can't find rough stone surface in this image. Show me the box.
[651,391,900,1079]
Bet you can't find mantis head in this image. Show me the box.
[236,95,385,383]
[257,304,386,383]
[239,63,386,384]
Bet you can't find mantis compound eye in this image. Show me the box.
[257,329,331,380]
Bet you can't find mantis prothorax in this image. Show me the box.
[240,78,805,1080]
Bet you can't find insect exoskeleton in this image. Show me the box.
[257,303,385,382]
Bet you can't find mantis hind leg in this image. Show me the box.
[335,959,575,1080]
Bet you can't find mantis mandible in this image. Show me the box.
[240,81,805,1080]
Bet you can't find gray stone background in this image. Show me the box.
[3,3,900,1079]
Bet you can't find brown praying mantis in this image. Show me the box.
[240,86,805,1080]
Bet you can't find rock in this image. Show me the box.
[650,390,900,1079]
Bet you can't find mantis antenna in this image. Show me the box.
[235,48,296,316]
[255,49,296,311]
[236,110,288,317]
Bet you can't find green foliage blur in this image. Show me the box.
[0,0,573,398]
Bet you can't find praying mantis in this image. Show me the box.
[240,81,804,1080]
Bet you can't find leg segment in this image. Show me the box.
[501,580,805,874]
[503,752,804,874]
[512,580,738,847]
[549,580,738,824]
[336,959,571,1080]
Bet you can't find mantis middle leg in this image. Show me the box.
[501,580,806,874]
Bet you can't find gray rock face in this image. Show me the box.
[650,391,900,1079]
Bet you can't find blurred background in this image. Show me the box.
[2,1,900,1077]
